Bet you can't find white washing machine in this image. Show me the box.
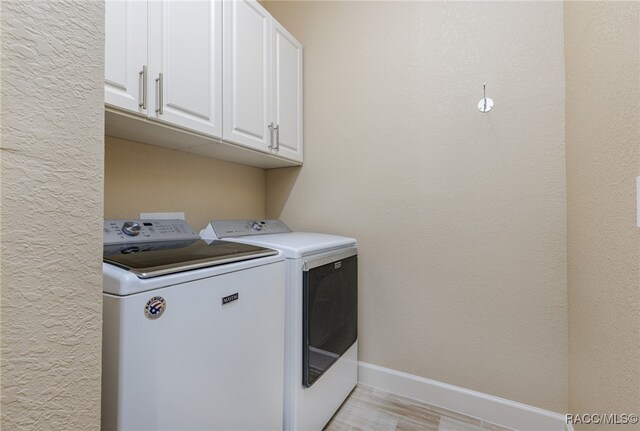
[102,219,285,431]
[201,220,358,431]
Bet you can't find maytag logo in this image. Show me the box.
[222,293,239,305]
[334,261,342,269]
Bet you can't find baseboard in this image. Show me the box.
[358,361,568,431]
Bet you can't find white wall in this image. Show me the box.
[565,2,640,428]
[265,1,567,411]
[0,1,104,428]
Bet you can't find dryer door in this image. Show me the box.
[302,248,357,388]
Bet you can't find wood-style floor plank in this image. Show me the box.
[323,385,516,431]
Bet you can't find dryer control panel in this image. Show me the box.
[204,219,292,239]
[104,219,199,245]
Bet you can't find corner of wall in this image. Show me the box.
[1,2,105,428]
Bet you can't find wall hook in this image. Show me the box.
[478,82,494,113]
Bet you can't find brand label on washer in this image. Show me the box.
[222,293,239,305]
[144,296,166,320]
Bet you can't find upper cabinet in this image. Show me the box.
[223,0,302,162]
[105,1,147,114]
[272,21,303,162]
[148,0,223,137]
[105,0,222,137]
[222,0,272,152]
[104,0,303,168]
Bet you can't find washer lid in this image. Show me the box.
[103,239,278,278]
[214,232,357,259]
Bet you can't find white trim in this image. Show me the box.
[358,361,568,431]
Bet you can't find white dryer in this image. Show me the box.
[201,220,358,431]
[102,219,285,431]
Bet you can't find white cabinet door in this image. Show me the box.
[223,0,273,151]
[105,0,148,115]
[272,21,303,162]
[148,0,223,138]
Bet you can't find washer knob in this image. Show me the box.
[251,221,263,231]
[122,221,141,236]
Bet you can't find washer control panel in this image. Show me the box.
[209,219,292,238]
[104,219,199,245]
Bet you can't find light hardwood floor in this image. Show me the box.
[324,385,516,431]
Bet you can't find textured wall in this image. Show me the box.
[565,2,640,429]
[104,136,266,230]
[265,1,567,411]
[0,1,104,429]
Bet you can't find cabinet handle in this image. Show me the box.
[138,65,147,109]
[274,124,280,151]
[268,122,274,150]
[155,73,163,115]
